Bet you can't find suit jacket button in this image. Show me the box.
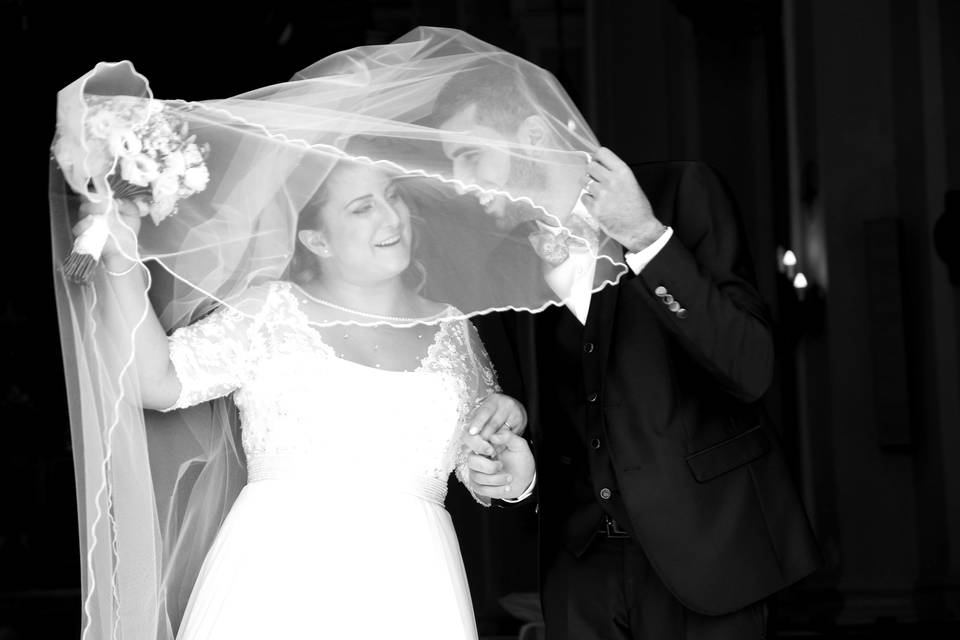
[600,487,612,500]
[587,392,599,403]
[591,438,601,449]
[668,301,681,312]
[654,286,668,297]
[583,342,595,354]
[677,308,688,319]
[662,294,674,305]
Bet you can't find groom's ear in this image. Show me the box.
[517,115,549,154]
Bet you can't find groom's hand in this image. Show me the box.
[467,392,527,440]
[465,431,535,500]
[581,147,666,252]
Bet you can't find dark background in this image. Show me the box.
[2,1,959,638]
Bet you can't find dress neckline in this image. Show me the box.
[275,281,455,375]
[290,282,451,324]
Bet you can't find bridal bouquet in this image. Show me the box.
[52,96,210,283]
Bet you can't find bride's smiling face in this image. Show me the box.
[299,163,413,286]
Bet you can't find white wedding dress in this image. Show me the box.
[166,281,496,639]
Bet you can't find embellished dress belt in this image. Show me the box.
[246,455,449,506]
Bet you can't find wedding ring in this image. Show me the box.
[502,421,512,432]
[584,176,596,191]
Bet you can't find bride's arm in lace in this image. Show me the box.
[76,200,182,410]
[455,319,536,503]
[77,200,251,411]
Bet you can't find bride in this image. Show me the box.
[71,146,534,639]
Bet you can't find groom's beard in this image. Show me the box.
[496,156,549,231]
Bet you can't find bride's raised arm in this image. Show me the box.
[80,198,256,412]
[78,199,182,410]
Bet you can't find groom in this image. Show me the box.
[439,66,822,639]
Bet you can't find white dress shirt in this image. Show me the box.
[537,196,673,325]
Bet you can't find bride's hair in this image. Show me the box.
[288,136,427,293]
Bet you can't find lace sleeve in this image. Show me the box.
[162,302,256,412]
[453,317,502,506]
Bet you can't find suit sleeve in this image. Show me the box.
[627,162,774,403]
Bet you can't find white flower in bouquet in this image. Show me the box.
[148,132,172,156]
[120,153,160,187]
[183,165,210,192]
[153,170,180,198]
[150,194,179,223]
[183,144,204,166]
[150,172,181,223]
[108,128,142,157]
[165,150,187,176]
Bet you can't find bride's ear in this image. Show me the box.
[298,229,331,258]
[517,115,549,156]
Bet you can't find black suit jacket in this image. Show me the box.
[475,161,822,616]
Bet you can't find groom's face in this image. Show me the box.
[440,104,545,231]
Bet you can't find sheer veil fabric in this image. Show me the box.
[50,26,627,638]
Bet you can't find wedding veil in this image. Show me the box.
[49,26,626,639]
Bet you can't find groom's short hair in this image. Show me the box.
[432,62,561,136]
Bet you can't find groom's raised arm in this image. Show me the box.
[626,161,774,403]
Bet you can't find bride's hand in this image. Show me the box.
[466,392,527,440]
[464,431,535,501]
[74,199,142,268]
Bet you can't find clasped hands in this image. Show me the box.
[462,393,535,501]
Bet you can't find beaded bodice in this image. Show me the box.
[166,281,499,503]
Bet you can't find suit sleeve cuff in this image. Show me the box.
[501,472,536,503]
[625,226,673,274]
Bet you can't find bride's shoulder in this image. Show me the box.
[220,280,296,317]
[416,299,477,339]
[417,297,454,318]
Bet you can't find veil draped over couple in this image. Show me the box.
[52,23,823,640]
[50,26,627,640]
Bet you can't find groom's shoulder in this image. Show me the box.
[628,159,714,188]
[628,160,731,208]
